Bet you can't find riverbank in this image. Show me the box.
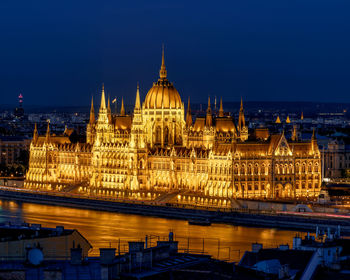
[1,187,350,235]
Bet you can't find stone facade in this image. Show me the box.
[24,53,321,206]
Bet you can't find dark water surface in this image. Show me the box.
[0,199,303,261]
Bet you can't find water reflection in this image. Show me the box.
[0,199,303,261]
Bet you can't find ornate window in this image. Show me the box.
[164,126,169,144]
[155,126,161,144]
[254,165,259,175]
[241,164,245,175]
[247,164,252,175]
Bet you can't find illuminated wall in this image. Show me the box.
[24,54,321,205]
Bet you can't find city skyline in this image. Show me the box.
[1,1,350,106]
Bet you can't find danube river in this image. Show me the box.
[0,199,305,261]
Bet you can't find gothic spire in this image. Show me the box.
[291,125,298,141]
[33,123,38,142]
[135,83,141,110]
[186,97,193,126]
[107,95,111,113]
[219,97,224,117]
[159,45,167,79]
[100,83,106,110]
[238,97,246,131]
[107,95,112,122]
[89,96,95,124]
[206,96,213,126]
[45,120,50,142]
[120,97,125,116]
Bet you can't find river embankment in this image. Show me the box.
[0,187,349,235]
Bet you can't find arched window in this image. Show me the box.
[156,126,161,144]
[302,164,306,173]
[276,164,280,174]
[241,165,245,175]
[308,164,312,173]
[247,164,252,175]
[164,126,169,144]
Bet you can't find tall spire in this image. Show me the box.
[135,83,141,110]
[206,96,213,126]
[33,123,38,143]
[133,84,142,125]
[97,83,109,124]
[186,97,193,126]
[291,124,298,141]
[107,95,112,122]
[159,45,167,79]
[219,97,224,117]
[45,120,50,142]
[312,128,316,140]
[207,96,211,112]
[120,97,125,116]
[89,96,95,124]
[100,83,106,110]
[107,95,111,112]
[238,97,246,131]
[311,128,317,153]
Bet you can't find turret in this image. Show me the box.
[89,96,95,124]
[45,121,50,142]
[286,115,291,124]
[275,115,281,124]
[238,97,248,141]
[185,97,193,126]
[219,97,224,117]
[159,45,167,79]
[120,97,125,116]
[238,97,246,131]
[107,96,112,123]
[100,84,106,111]
[135,83,141,110]
[311,128,317,153]
[291,125,298,141]
[33,123,38,143]
[97,84,109,124]
[131,84,144,148]
[206,97,213,127]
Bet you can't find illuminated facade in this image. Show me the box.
[25,52,321,206]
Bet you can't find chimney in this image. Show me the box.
[71,248,83,265]
[293,236,302,249]
[100,248,116,265]
[279,244,289,251]
[128,242,144,253]
[251,243,263,253]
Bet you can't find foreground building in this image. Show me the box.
[24,51,321,205]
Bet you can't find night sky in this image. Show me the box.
[1,1,350,106]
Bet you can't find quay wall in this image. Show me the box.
[0,188,350,235]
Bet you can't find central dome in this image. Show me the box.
[144,50,182,109]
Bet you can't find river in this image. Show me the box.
[0,199,305,262]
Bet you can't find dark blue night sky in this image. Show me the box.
[1,1,350,106]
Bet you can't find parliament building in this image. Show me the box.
[24,51,321,206]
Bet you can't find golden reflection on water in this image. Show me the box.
[0,200,304,261]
